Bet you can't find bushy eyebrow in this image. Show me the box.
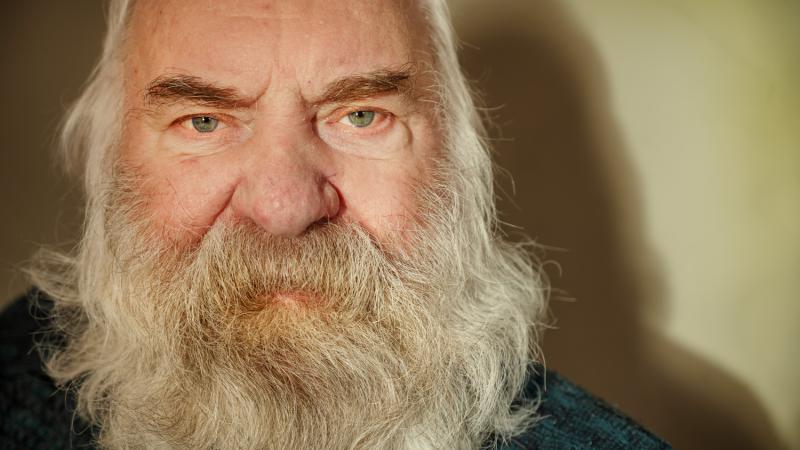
[311,64,415,106]
[144,75,252,109]
[143,65,415,111]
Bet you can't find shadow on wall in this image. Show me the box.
[453,2,786,449]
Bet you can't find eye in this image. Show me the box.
[343,110,376,128]
[190,116,219,133]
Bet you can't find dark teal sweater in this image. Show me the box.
[0,292,670,449]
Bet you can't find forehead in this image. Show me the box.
[126,0,431,93]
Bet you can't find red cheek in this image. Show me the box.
[127,157,239,247]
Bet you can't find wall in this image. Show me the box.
[0,3,103,301]
[450,0,798,448]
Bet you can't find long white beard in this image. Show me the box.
[33,166,545,449]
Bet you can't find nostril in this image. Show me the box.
[322,180,342,219]
[304,216,333,234]
[301,181,341,235]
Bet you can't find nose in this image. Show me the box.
[230,133,340,237]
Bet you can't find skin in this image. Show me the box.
[120,0,442,247]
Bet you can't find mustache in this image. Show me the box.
[188,221,396,308]
[110,215,410,319]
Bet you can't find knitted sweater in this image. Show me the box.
[0,292,671,449]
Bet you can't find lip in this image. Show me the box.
[271,291,316,306]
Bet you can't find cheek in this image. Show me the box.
[337,130,440,240]
[119,138,237,245]
[341,167,419,235]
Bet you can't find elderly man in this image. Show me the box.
[1,1,669,448]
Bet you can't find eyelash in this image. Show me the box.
[175,114,225,132]
[330,107,392,131]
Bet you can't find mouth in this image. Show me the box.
[270,291,317,307]
[238,289,324,315]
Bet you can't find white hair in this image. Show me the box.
[33,1,549,448]
[60,0,131,195]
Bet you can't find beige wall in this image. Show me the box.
[451,0,799,448]
[2,1,797,449]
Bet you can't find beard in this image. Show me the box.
[34,162,545,449]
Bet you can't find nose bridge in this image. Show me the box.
[231,118,339,237]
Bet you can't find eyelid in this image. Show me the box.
[167,113,250,148]
[175,113,228,129]
[328,106,392,125]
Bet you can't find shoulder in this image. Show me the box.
[0,291,93,450]
[497,369,672,450]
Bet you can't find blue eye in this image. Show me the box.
[191,116,219,133]
[347,111,375,128]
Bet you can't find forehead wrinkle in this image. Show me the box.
[127,1,438,114]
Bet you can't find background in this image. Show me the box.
[1,2,797,449]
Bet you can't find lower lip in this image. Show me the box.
[272,291,315,306]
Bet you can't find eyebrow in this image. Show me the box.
[311,64,415,106]
[144,75,252,109]
[143,65,415,110]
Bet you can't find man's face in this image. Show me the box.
[36,2,542,446]
[120,0,441,248]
